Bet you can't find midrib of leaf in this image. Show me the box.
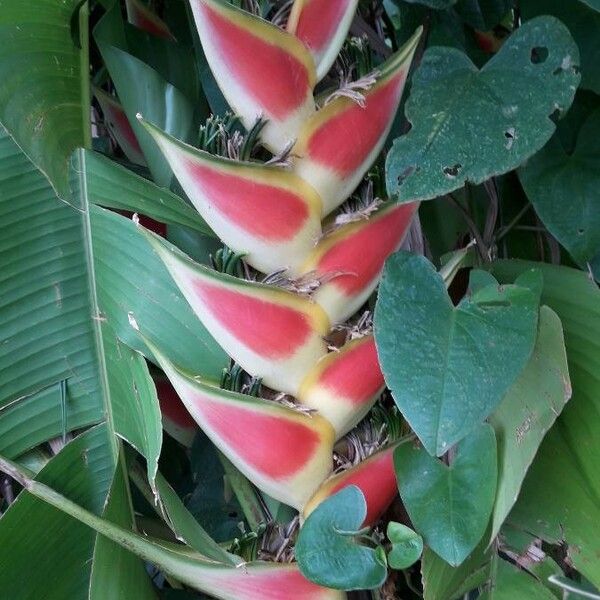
[79,1,92,150]
[77,150,118,459]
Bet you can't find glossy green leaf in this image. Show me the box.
[0,426,154,599]
[374,252,539,455]
[0,0,89,197]
[402,0,456,9]
[488,306,571,540]
[579,0,600,11]
[549,575,600,599]
[521,0,600,95]
[78,150,213,235]
[394,425,497,566]
[489,261,600,588]
[386,16,580,202]
[519,109,600,268]
[454,0,513,30]
[386,522,423,570]
[296,486,388,590]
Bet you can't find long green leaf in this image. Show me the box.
[489,260,600,588]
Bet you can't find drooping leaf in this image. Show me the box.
[386,16,580,202]
[520,0,600,95]
[374,252,539,455]
[488,306,571,540]
[519,108,600,269]
[394,424,497,566]
[0,455,345,600]
[296,486,388,590]
[386,522,423,570]
[489,261,600,588]
[0,426,154,600]
[0,0,89,197]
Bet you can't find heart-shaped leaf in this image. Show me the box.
[386,16,580,202]
[386,522,423,570]
[374,252,539,455]
[296,486,388,590]
[394,424,497,566]
[519,108,600,269]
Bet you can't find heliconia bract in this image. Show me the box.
[303,442,400,527]
[300,202,418,323]
[293,28,421,216]
[154,374,198,447]
[298,335,384,438]
[287,0,359,81]
[94,87,146,166]
[145,337,335,510]
[189,0,317,154]
[142,228,329,396]
[140,117,323,275]
[125,0,175,40]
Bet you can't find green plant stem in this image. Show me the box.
[218,452,269,531]
[495,203,532,242]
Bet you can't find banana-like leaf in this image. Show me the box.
[143,228,329,395]
[143,335,335,509]
[189,0,316,153]
[125,0,175,40]
[94,87,147,165]
[0,454,346,600]
[299,335,384,438]
[0,0,89,197]
[140,118,323,274]
[303,442,402,526]
[293,28,421,215]
[0,426,156,600]
[302,202,418,323]
[287,0,359,81]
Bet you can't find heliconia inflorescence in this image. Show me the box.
[129,0,423,594]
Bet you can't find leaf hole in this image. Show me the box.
[578,228,585,235]
[530,46,548,64]
[397,165,417,186]
[504,128,516,150]
[443,164,462,179]
[228,511,239,518]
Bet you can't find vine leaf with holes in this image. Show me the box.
[386,16,580,203]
